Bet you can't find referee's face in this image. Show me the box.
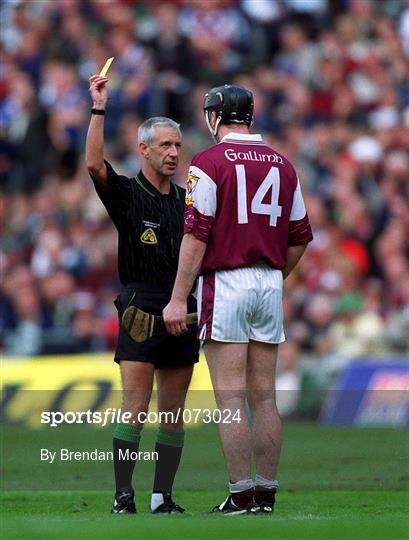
[144,126,181,178]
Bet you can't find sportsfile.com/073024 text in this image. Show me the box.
[40,408,242,427]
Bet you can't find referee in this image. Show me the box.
[86,73,199,514]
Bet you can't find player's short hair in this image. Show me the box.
[138,117,181,145]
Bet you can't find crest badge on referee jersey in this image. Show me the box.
[185,172,200,206]
[140,228,158,244]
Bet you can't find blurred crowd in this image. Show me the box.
[1,0,408,365]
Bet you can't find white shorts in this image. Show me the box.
[197,263,285,344]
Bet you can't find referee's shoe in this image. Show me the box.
[111,490,136,514]
[149,492,185,514]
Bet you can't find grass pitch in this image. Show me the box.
[2,490,408,540]
[1,423,408,540]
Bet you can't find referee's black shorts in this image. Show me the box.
[114,283,200,369]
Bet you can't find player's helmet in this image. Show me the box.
[203,84,254,139]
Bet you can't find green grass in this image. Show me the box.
[1,423,409,539]
[1,490,408,540]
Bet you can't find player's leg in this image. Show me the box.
[197,267,259,513]
[205,340,256,513]
[247,340,281,513]
[149,365,193,513]
[112,360,154,513]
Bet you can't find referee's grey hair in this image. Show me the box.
[138,117,181,145]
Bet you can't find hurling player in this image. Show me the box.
[164,84,313,515]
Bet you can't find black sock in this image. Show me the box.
[152,429,184,493]
[113,424,142,493]
[113,438,140,492]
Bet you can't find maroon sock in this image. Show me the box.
[254,486,276,505]
[231,488,255,508]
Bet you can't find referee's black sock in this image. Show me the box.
[113,424,142,493]
[151,428,184,505]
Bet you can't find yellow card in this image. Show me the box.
[99,57,114,77]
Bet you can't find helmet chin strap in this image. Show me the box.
[205,112,222,143]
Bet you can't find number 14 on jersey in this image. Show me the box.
[236,164,282,227]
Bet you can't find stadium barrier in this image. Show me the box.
[1,353,214,428]
[321,360,409,427]
[5,354,407,428]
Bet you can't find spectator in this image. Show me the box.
[3,285,43,357]
[328,292,386,358]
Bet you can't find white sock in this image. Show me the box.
[150,492,164,511]
[229,478,254,493]
[255,474,279,490]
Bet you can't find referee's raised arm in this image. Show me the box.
[85,74,109,186]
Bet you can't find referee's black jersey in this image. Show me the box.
[92,160,186,289]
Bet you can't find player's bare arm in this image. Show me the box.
[282,244,307,279]
[85,74,109,185]
[163,233,207,336]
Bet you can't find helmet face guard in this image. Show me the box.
[203,84,254,140]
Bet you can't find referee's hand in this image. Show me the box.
[89,74,109,109]
[163,300,188,336]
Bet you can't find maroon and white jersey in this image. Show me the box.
[184,132,313,274]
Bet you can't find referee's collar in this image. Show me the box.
[134,170,180,199]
